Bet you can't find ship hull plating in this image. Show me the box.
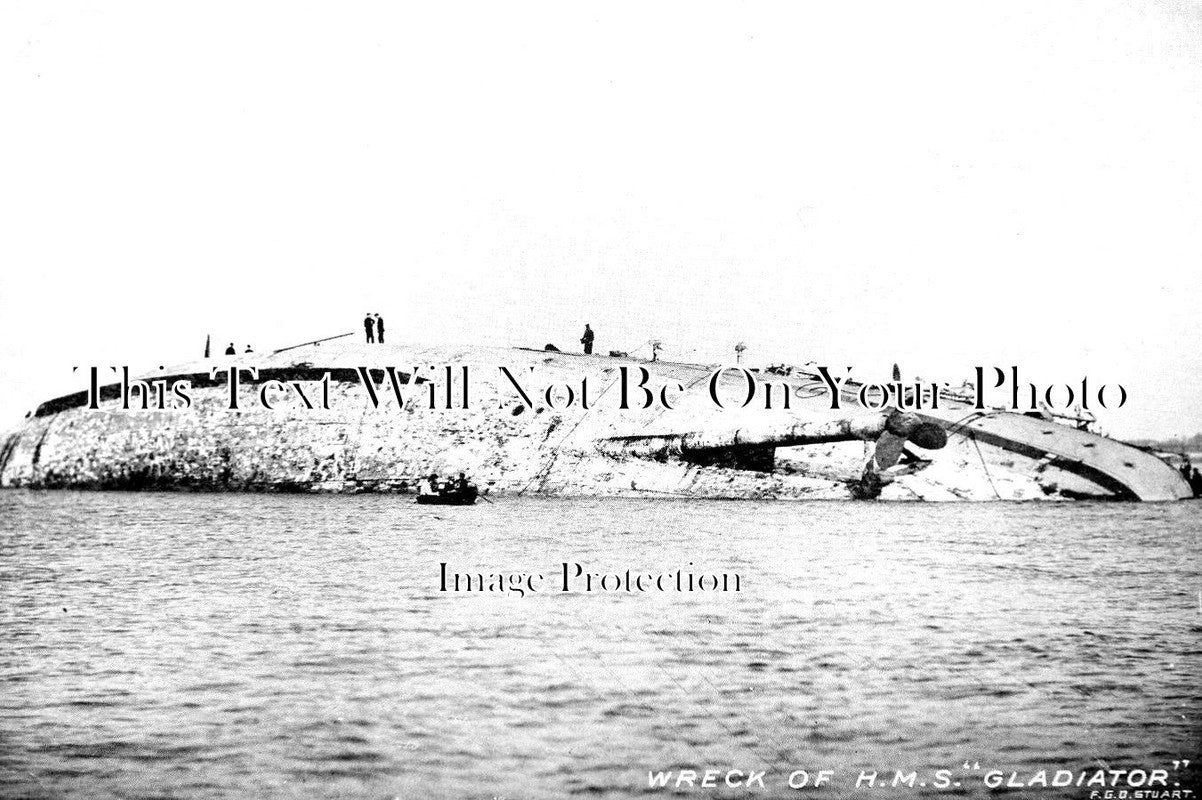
[0,343,1190,501]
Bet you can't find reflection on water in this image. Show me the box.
[1,492,1199,799]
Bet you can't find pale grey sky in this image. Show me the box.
[2,1,1200,438]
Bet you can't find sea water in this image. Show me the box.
[1,492,1199,798]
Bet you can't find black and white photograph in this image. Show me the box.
[1,2,1200,798]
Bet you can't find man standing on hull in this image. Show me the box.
[364,313,375,343]
[376,313,385,344]
[581,323,594,355]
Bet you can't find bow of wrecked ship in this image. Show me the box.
[0,340,1191,501]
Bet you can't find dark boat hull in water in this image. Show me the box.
[416,488,478,505]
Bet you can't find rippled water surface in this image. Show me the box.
[1,492,1199,799]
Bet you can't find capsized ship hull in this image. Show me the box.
[0,341,1190,501]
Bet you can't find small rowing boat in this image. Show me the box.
[416,486,479,505]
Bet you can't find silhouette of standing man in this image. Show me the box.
[581,324,594,355]
[224,343,236,355]
[376,314,385,344]
[364,313,375,343]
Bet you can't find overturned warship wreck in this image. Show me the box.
[0,339,1191,501]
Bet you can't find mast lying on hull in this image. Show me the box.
[597,412,950,499]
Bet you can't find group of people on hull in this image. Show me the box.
[201,336,253,357]
[363,313,385,343]
[1179,459,1202,496]
[361,313,598,357]
[420,472,475,497]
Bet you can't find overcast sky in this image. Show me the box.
[2,1,1200,438]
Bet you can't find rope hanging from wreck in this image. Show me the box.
[944,409,1002,437]
[940,409,1005,499]
[970,431,1002,500]
[518,371,625,494]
